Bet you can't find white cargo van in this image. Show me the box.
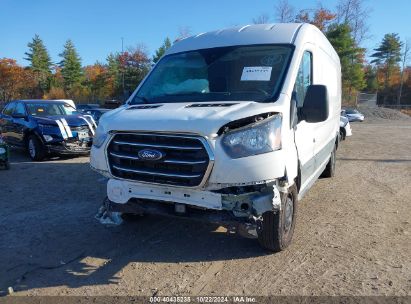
[91,23,341,251]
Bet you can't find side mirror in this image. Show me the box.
[301,85,329,123]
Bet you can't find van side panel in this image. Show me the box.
[312,39,341,170]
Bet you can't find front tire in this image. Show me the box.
[257,185,298,252]
[27,135,46,161]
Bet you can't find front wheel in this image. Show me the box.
[27,135,46,161]
[257,185,298,252]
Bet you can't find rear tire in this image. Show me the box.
[257,185,298,252]
[321,144,336,178]
[340,127,346,140]
[27,135,46,161]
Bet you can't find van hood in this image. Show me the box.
[34,115,90,127]
[99,101,283,136]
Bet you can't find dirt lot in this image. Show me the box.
[0,113,410,297]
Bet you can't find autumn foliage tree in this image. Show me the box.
[118,46,151,98]
[83,63,113,101]
[0,58,37,102]
[295,7,336,32]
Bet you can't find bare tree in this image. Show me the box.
[336,0,371,45]
[398,39,411,105]
[275,0,295,22]
[176,26,192,42]
[252,13,270,24]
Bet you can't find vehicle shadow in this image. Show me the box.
[338,157,411,163]
[0,151,267,295]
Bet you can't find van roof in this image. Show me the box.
[167,23,305,55]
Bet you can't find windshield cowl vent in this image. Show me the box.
[185,103,239,108]
[127,105,163,110]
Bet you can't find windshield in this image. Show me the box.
[346,109,359,114]
[26,103,79,117]
[131,45,293,104]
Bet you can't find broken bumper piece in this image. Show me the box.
[95,197,123,226]
[99,179,286,237]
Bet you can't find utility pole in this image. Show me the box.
[398,39,410,106]
[121,37,126,102]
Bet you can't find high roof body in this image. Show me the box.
[165,23,338,64]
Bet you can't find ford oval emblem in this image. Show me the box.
[138,149,164,161]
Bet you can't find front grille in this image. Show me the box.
[107,133,211,187]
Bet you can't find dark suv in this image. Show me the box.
[0,100,96,161]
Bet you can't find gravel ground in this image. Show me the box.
[359,106,411,122]
[0,111,410,297]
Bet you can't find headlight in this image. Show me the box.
[92,125,108,148]
[222,114,282,159]
[0,147,6,154]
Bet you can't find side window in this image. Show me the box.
[13,103,26,116]
[293,51,312,108]
[2,102,16,116]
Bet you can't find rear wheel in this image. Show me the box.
[257,185,298,252]
[27,135,46,161]
[340,127,346,140]
[321,144,336,178]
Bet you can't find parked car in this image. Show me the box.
[83,108,111,124]
[340,115,352,140]
[0,100,97,161]
[76,103,100,112]
[54,99,76,109]
[91,23,341,252]
[342,108,364,122]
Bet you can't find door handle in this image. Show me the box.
[313,138,316,143]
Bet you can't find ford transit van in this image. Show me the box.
[91,23,341,251]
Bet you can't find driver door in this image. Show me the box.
[293,50,316,190]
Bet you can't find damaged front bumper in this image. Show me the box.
[46,139,92,155]
[100,178,287,237]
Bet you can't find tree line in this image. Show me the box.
[0,0,410,106]
[0,35,176,103]
[254,0,410,106]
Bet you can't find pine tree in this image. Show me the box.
[24,34,52,93]
[371,33,403,89]
[59,39,83,92]
[152,38,172,63]
[326,23,366,102]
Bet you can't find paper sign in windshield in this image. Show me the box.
[241,66,272,81]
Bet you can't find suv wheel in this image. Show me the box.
[27,135,46,161]
[257,185,298,252]
[321,144,336,178]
